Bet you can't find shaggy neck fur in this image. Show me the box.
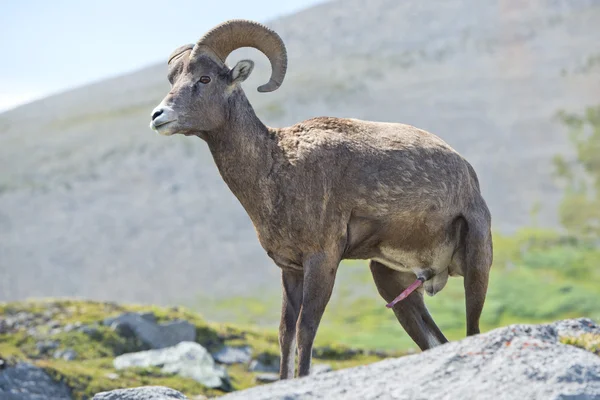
[203,91,282,223]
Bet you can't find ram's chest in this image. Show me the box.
[253,211,346,270]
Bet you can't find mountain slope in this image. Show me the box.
[1,0,599,306]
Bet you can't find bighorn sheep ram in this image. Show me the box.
[150,19,493,379]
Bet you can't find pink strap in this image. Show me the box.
[385,278,424,308]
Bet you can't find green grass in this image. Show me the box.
[560,333,600,355]
[0,299,387,399]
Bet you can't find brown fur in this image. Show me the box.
[150,39,493,379]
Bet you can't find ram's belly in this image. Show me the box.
[375,241,455,272]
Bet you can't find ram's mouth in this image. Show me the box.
[150,120,177,136]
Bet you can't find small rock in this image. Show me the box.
[104,372,119,380]
[15,312,31,324]
[368,349,391,358]
[255,373,279,384]
[0,319,8,334]
[43,310,55,320]
[80,324,101,338]
[213,346,252,365]
[249,353,280,373]
[47,320,61,329]
[63,322,81,333]
[36,340,59,354]
[53,348,77,361]
[113,341,228,389]
[93,386,188,399]
[0,362,71,399]
[49,327,63,336]
[110,321,137,339]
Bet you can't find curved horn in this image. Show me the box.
[190,19,287,92]
[168,44,194,65]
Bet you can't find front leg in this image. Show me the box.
[279,269,303,379]
[297,252,340,377]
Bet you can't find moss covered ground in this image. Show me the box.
[0,299,396,399]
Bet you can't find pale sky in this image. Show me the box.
[0,0,325,111]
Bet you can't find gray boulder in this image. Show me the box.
[93,386,188,399]
[113,341,228,389]
[219,318,600,400]
[213,345,253,365]
[104,312,196,349]
[311,364,332,375]
[0,362,71,400]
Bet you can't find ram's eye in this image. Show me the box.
[199,76,211,84]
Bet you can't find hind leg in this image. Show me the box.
[370,261,448,350]
[463,210,493,336]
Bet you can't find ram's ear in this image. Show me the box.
[229,60,254,85]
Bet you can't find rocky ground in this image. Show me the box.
[1,300,599,399]
[94,319,600,400]
[0,300,395,399]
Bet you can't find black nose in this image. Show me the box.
[151,109,164,121]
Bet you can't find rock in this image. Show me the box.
[80,324,101,338]
[36,340,59,354]
[105,372,119,380]
[249,353,280,373]
[63,321,82,332]
[310,364,332,375]
[219,318,600,400]
[47,320,60,329]
[27,327,40,337]
[312,346,363,360]
[0,362,71,400]
[213,345,253,364]
[255,373,279,384]
[104,312,196,349]
[139,312,157,324]
[113,341,228,389]
[159,320,196,347]
[53,348,77,361]
[252,363,329,383]
[111,320,137,339]
[49,327,63,336]
[0,319,8,334]
[93,386,188,399]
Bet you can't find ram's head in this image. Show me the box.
[150,19,287,136]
